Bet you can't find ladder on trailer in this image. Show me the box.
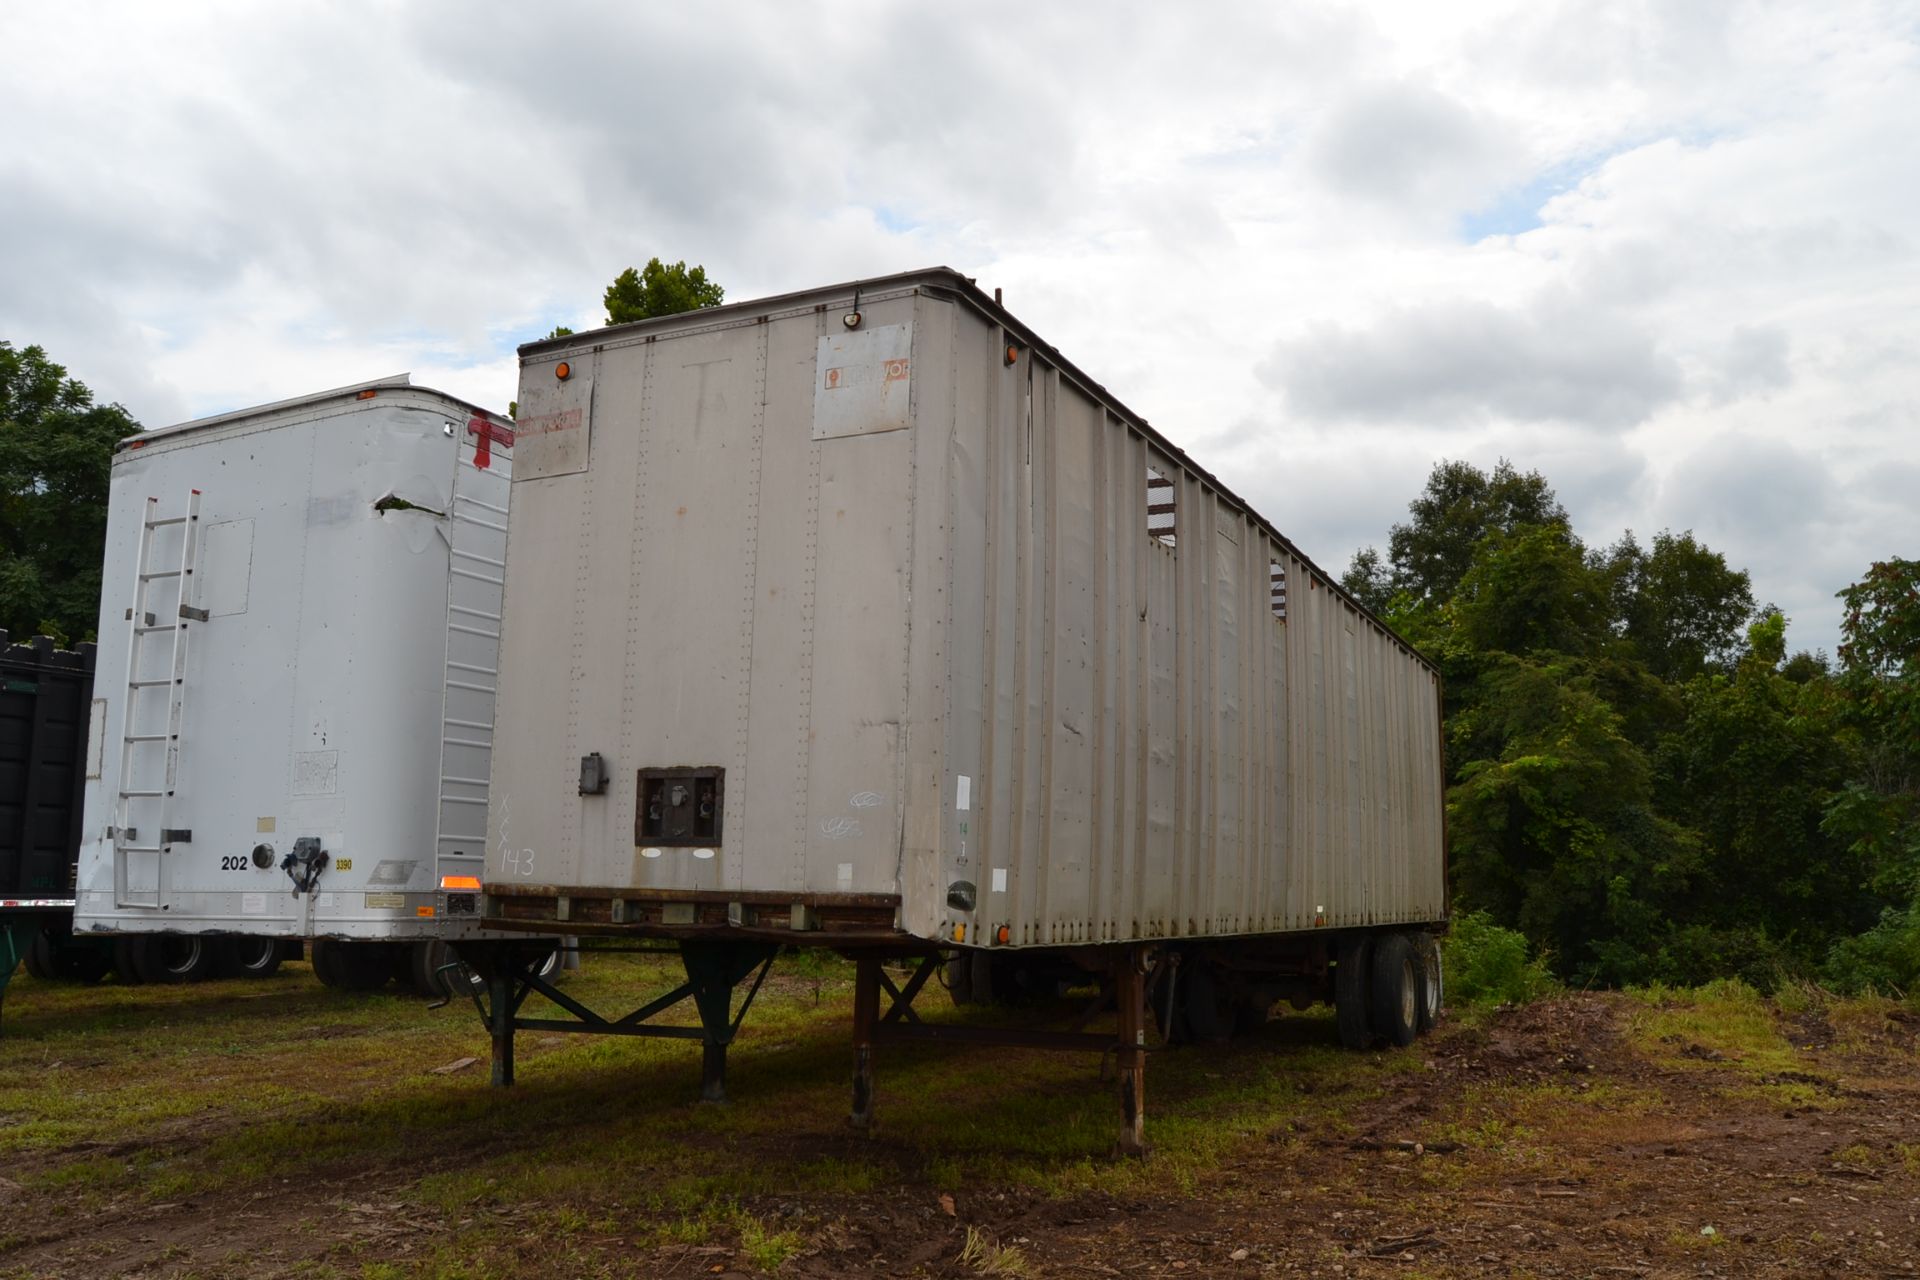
[112,491,205,909]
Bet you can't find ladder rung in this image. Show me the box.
[128,678,176,687]
[119,845,164,853]
[139,570,184,580]
[120,788,166,797]
[124,733,169,742]
[134,624,179,634]
[146,516,191,528]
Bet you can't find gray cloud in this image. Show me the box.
[1708,325,1791,403]
[1307,81,1517,215]
[1260,289,1684,429]
[1661,435,1835,548]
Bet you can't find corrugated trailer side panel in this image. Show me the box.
[933,296,1444,947]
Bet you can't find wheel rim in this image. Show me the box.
[1399,957,1416,1027]
[239,939,277,971]
[163,937,203,977]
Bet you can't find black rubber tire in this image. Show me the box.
[943,952,976,1007]
[1368,932,1420,1049]
[54,939,114,984]
[220,936,284,980]
[1178,962,1234,1044]
[133,934,220,984]
[408,939,481,998]
[533,944,562,982]
[23,931,57,981]
[1334,936,1374,1050]
[112,937,148,985]
[310,940,396,992]
[1414,933,1443,1033]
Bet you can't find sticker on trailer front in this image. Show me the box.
[514,368,593,480]
[813,324,912,441]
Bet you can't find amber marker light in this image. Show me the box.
[996,925,1010,945]
[357,389,378,400]
[439,874,482,890]
[953,922,966,943]
[555,361,572,380]
[1003,343,1019,366]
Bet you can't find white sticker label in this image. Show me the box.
[991,867,1008,894]
[86,700,108,779]
[241,892,267,915]
[318,892,336,908]
[956,775,971,812]
[837,862,854,887]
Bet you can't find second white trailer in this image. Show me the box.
[72,376,522,990]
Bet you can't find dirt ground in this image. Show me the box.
[2,962,1917,1279]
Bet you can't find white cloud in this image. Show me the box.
[0,0,1914,656]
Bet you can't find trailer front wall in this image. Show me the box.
[929,302,1445,947]
[74,391,512,939]
[495,272,1445,949]
[492,296,922,902]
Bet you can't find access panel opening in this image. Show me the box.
[635,767,725,847]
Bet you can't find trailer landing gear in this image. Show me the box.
[849,945,1154,1157]
[456,940,776,1101]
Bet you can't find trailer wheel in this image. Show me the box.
[1368,933,1420,1049]
[1177,962,1234,1044]
[133,934,219,984]
[1414,933,1443,1033]
[408,939,483,998]
[53,939,113,984]
[219,936,284,980]
[1334,936,1374,1050]
[311,940,394,992]
[23,931,57,981]
[943,952,975,1006]
[112,938,148,985]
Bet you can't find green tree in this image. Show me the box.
[1345,459,1566,608]
[1602,529,1756,680]
[0,342,139,642]
[1453,523,1612,658]
[604,258,725,325]
[1653,619,1867,972]
[1825,559,1920,902]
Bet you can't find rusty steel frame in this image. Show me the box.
[851,945,1153,1156]
[457,937,1163,1153]
[457,939,778,1101]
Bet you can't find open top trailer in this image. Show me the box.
[465,269,1447,1150]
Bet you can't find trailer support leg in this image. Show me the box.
[681,941,779,1105]
[488,965,516,1088]
[850,953,880,1131]
[1115,946,1148,1157]
[0,918,41,1038]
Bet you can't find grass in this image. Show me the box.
[3,954,1913,1277]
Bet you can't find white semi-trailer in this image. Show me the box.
[468,270,1449,1149]
[73,376,523,993]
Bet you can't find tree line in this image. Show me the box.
[1345,461,1919,993]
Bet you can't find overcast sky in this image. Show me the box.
[3,1,1913,657]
